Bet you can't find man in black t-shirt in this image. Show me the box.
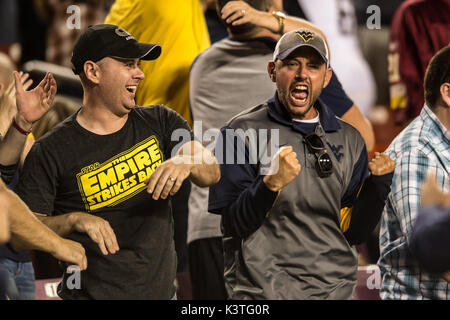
[16,24,220,299]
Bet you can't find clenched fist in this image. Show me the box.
[369,152,395,176]
[263,146,301,192]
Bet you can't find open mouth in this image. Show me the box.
[126,85,137,94]
[290,84,309,104]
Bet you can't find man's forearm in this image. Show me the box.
[34,213,76,237]
[189,158,220,187]
[178,141,220,187]
[4,184,69,253]
[220,176,278,238]
[0,99,17,138]
[252,10,326,39]
[0,121,28,166]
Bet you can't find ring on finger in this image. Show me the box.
[169,177,176,182]
[241,9,246,15]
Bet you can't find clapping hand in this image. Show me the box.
[221,0,263,27]
[0,72,34,136]
[14,71,56,129]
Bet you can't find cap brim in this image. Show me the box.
[136,43,161,61]
[109,42,162,61]
[277,44,328,66]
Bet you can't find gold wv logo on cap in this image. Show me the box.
[296,31,314,42]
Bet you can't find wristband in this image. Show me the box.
[12,117,32,135]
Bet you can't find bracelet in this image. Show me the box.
[12,117,32,135]
[272,11,286,35]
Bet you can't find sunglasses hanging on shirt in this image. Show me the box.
[303,132,333,178]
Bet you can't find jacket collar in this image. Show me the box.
[267,92,341,135]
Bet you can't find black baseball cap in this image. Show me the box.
[273,28,329,67]
[71,24,162,74]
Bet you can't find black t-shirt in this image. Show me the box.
[17,105,192,299]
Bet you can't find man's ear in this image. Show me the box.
[83,61,101,84]
[322,67,332,89]
[440,82,450,107]
[267,61,276,82]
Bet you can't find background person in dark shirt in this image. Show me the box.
[16,24,219,299]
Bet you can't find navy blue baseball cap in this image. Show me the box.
[71,24,162,74]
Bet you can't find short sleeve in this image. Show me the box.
[158,106,194,157]
[16,142,58,215]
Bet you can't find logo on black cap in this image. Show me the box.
[114,27,135,41]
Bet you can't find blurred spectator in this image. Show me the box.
[32,95,79,140]
[34,0,114,68]
[0,53,36,300]
[388,0,450,124]
[284,0,376,117]
[378,45,450,299]
[0,54,16,129]
[200,0,228,43]
[409,174,450,281]
[17,0,47,65]
[0,0,19,58]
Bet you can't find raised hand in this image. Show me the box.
[221,0,263,27]
[70,212,119,256]
[368,152,395,176]
[0,72,34,136]
[263,145,301,192]
[14,71,56,127]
